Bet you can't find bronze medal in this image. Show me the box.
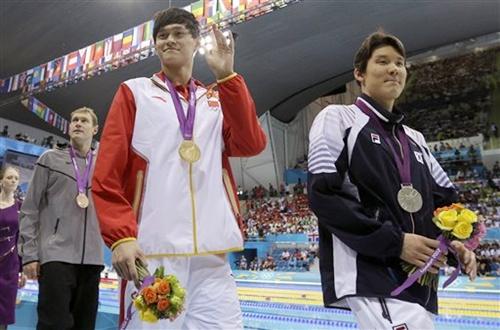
[76,193,89,208]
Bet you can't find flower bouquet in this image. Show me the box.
[121,261,186,328]
[392,203,485,296]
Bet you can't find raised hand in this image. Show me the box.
[204,25,235,80]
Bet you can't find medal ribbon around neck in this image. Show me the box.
[163,75,200,163]
[355,97,422,213]
[69,146,93,207]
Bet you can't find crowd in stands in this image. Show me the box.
[238,180,306,200]
[236,244,317,272]
[1,125,68,149]
[398,47,498,142]
[476,241,500,276]
[244,192,317,240]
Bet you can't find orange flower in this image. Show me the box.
[451,203,465,210]
[434,206,452,217]
[157,299,170,312]
[157,280,171,295]
[142,287,158,305]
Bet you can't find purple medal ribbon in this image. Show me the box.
[163,75,197,140]
[355,97,412,184]
[120,275,155,329]
[69,146,93,195]
[391,235,462,296]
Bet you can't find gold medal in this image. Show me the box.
[178,140,201,163]
[397,185,423,213]
[76,193,89,208]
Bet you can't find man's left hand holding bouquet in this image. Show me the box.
[449,240,477,281]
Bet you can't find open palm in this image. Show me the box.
[204,26,235,80]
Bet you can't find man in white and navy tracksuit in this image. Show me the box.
[308,31,477,330]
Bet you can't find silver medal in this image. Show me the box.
[397,185,423,213]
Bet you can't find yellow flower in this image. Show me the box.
[140,309,158,323]
[434,210,458,230]
[452,221,473,240]
[457,209,477,223]
[133,296,147,311]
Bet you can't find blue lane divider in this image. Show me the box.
[242,311,358,328]
[240,300,500,328]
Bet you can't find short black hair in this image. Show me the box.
[354,30,406,74]
[153,7,200,42]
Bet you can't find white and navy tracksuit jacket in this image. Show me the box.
[307,94,458,314]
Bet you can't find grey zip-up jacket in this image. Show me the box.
[19,147,104,266]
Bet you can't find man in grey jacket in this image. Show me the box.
[19,107,104,330]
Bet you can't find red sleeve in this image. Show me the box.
[219,74,267,157]
[92,83,146,248]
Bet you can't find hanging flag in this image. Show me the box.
[25,69,34,90]
[218,0,232,16]
[62,121,69,134]
[47,110,55,125]
[55,114,62,130]
[46,60,54,81]
[79,45,94,66]
[0,78,11,93]
[122,29,133,49]
[112,33,123,60]
[11,74,19,92]
[44,106,51,122]
[31,98,46,119]
[246,0,260,9]
[17,72,27,89]
[66,51,79,71]
[104,37,113,62]
[132,24,143,49]
[93,41,104,62]
[233,0,245,12]
[86,44,95,65]
[52,57,63,81]
[191,0,204,18]
[204,0,216,21]
[142,20,153,42]
[32,66,42,87]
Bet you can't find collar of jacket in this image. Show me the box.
[359,93,405,125]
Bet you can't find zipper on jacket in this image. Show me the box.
[189,164,198,254]
[53,218,60,234]
[81,194,88,264]
[378,298,393,324]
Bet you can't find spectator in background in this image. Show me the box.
[1,126,8,137]
[491,122,498,138]
[0,166,27,329]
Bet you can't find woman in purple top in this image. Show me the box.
[0,166,26,329]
